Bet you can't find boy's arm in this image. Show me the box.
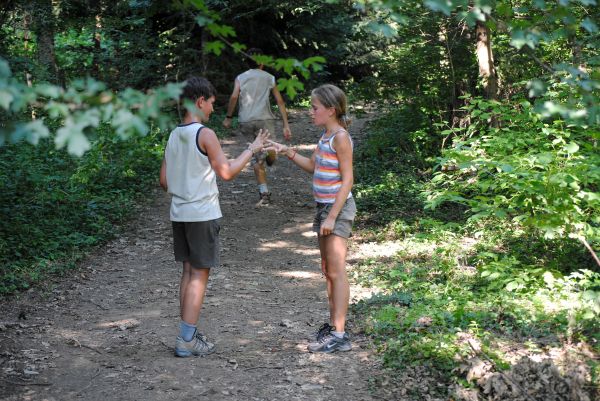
[159,158,168,191]
[200,127,267,181]
[222,79,240,129]
[271,85,291,141]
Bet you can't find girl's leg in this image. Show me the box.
[322,235,349,332]
[319,236,334,324]
[181,266,210,325]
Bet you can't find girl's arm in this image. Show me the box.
[201,128,268,181]
[319,132,353,236]
[266,140,316,174]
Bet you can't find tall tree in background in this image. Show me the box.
[27,0,60,83]
[475,20,497,100]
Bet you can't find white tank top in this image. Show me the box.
[237,69,276,122]
[165,122,222,222]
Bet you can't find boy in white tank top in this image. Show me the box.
[160,76,269,357]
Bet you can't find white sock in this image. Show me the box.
[332,330,345,339]
[258,184,268,194]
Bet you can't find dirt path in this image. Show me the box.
[0,110,386,401]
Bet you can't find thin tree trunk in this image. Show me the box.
[476,21,498,100]
[30,0,60,84]
[22,12,36,119]
[93,12,103,80]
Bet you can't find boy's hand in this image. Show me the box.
[222,117,232,129]
[248,129,270,153]
[283,127,292,141]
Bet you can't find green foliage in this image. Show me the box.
[354,0,600,125]
[0,57,183,156]
[351,217,600,378]
[352,92,598,392]
[425,96,600,251]
[0,124,166,295]
[354,106,434,224]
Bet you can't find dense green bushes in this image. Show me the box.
[352,97,599,395]
[0,125,165,294]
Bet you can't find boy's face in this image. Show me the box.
[197,96,216,122]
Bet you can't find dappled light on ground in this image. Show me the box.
[277,271,321,279]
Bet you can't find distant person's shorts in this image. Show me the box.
[172,219,221,268]
[239,119,277,165]
[313,197,356,239]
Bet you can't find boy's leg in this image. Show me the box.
[322,235,350,332]
[179,261,192,318]
[181,266,210,326]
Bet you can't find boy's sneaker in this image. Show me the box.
[255,192,271,207]
[307,323,334,342]
[174,332,215,357]
[307,332,352,353]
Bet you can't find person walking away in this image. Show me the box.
[222,48,292,206]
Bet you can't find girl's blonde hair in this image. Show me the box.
[311,84,351,129]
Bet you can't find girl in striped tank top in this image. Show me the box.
[266,84,356,353]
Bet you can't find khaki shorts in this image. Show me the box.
[313,197,357,239]
[172,219,221,268]
[239,119,277,165]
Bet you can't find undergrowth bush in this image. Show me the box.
[352,103,599,393]
[0,123,166,294]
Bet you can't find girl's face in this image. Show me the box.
[310,97,334,127]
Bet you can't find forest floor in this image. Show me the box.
[0,110,409,401]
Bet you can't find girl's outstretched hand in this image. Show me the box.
[264,140,286,154]
[264,140,295,158]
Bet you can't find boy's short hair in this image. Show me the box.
[181,76,216,103]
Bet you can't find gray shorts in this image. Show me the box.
[172,219,221,268]
[239,119,277,165]
[313,197,357,239]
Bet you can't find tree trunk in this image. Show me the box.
[476,21,498,100]
[93,12,103,80]
[30,0,60,84]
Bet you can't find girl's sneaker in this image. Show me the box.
[175,332,215,357]
[307,332,352,353]
[307,323,334,341]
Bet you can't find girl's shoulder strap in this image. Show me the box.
[329,128,352,151]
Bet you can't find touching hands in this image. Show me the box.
[264,140,294,158]
[248,129,270,154]
[222,117,232,129]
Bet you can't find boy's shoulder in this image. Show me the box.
[168,122,205,139]
[238,68,273,80]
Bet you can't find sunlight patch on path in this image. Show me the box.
[278,271,321,279]
[352,240,403,260]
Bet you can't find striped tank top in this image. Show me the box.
[313,129,353,204]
